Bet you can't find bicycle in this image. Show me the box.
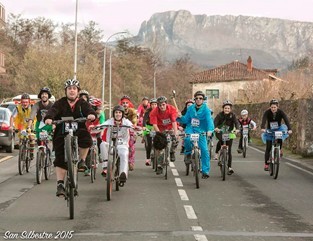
[241,125,250,158]
[94,124,134,201]
[36,130,53,184]
[87,132,99,183]
[53,117,86,219]
[180,133,206,189]
[266,129,288,179]
[207,132,214,160]
[18,129,33,175]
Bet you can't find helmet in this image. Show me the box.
[150,98,157,104]
[142,96,149,101]
[21,93,30,100]
[241,109,248,116]
[121,95,131,101]
[270,99,279,106]
[185,99,194,105]
[112,105,125,118]
[90,98,102,107]
[157,96,167,104]
[64,79,80,90]
[38,87,52,99]
[194,91,205,98]
[222,100,233,108]
[79,89,89,97]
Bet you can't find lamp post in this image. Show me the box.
[73,0,78,79]
[101,31,127,114]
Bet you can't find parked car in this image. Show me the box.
[0,102,16,114]
[0,107,15,153]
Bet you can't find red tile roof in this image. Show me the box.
[192,61,277,83]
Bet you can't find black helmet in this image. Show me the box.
[150,98,157,104]
[121,95,131,101]
[38,87,52,99]
[222,100,233,108]
[194,91,205,98]
[270,99,279,106]
[21,93,30,100]
[157,96,167,104]
[142,96,149,101]
[112,105,125,118]
[185,99,194,105]
[64,79,80,90]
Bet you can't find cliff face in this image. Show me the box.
[135,10,313,68]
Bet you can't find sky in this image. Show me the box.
[1,0,313,41]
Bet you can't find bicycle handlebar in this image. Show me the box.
[52,117,87,125]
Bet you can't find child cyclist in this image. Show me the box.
[237,109,257,153]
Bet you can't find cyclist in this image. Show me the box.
[137,96,150,127]
[44,79,96,197]
[177,91,214,179]
[237,109,257,153]
[261,99,292,171]
[79,89,90,102]
[12,93,36,159]
[28,87,54,143]
[149,96,179,174]
[179,99,194,154]
[142,98,157,166]
[99,105,133,183]
[214,100,240,175]
[119,95,137,171]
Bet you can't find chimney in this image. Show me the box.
[247,56,252,72]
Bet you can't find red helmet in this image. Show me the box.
[90,98,102,107]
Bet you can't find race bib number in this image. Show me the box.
[222,133,230,141]
[275,131,283,139]
[242,128,249,135]
[191,118,200,127]
[270,122,279,130]
[162,118,171,125]
[64,122,78,133]
[117,138,126,145]
[190,133,199,142]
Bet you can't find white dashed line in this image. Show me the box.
[184,205,197,219]
[178,189,189,201]
[0,156,13,163]
[169,162,175,168]
[192,226,203,231]
[171,169,179,176]
[175,178,183,187]
[194,234,208,241]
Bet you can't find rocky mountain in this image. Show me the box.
[134,10,313,69]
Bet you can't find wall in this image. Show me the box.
[235,99,313,157]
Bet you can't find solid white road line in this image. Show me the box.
[175,178,183,187]
[178,189,189,201]
[0,156,13,163]
[171,169,179,176]
[286,162,313,176]
[184,205,197,219]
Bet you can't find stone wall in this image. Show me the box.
[234,99,313,157]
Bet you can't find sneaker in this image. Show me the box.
[214,154,219,160]
[156,165,163,175]
[78,160,87,172]
[264,164,269,171]
[227,167,234,175]
[237,148,243,154]
[119,172,127,183]
[84,169,91,176]
[129,163,134,171]
[101,168,107,177]
[56,183,65,197]
[145,159,151,166]
[170,152,175,162]
[202,173,210,179]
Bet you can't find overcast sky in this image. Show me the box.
[2,0,312,40]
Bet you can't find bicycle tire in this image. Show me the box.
[243,137,247,158]
[185,155,190,176]
[220,149,227,181]
[25,149,30,173]
[65,135,75,188]
[18,144,26,175]
[36,149,44,184]
[44,149,52,180]
[115,156,120,191]
[194,149,200,189]
[269,147,274,176]
[66,179,74,220]
[273,148,280,179]
[90,149,96,183]
[106,158,113,201]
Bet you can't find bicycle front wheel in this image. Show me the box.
[164,147,169,180]
[18,144,26,175]
[44,149,52,180]
[193,149,200,189]
[65,135,76,188]
[65,179,74,220]
[36,149,45,184]
[242,137,247,158]
[273,148,280,179]
[220,149,227,181]
[106,159,113,201]
[90,149,97,183]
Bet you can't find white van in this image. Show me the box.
[11,94,56,104]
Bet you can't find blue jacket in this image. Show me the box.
[177,104,214,133]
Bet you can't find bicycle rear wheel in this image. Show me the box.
[273,148,280,179]
[193,149,200,189]
[44,149,52,180]
[18,144,26,175]
[220,149,227,181]
[106,159,113,201]
[242,138,247,158]
[36,149,44,184]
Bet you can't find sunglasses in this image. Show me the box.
[195,97,203,100]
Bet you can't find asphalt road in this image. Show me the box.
[0,141,313,241]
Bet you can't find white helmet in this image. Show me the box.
[241,109,248,116]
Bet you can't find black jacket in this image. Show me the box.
[261,109,291,130]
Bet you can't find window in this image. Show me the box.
[206,89,219,99]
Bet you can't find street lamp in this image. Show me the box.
[101,31,127,115]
